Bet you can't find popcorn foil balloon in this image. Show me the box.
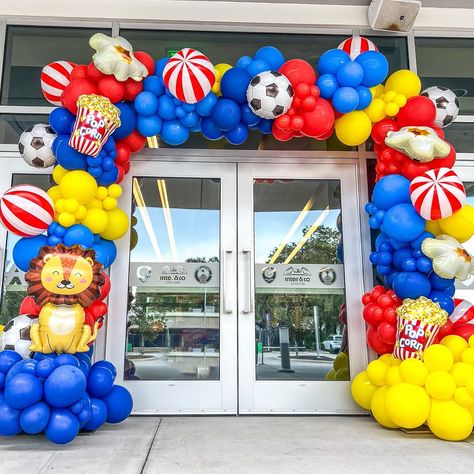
[69,94,121,157]
[393,296,448,360]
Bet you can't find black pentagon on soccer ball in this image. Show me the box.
[273,105,284,116]
[250,98,262,110]
[287,84,294,97]
[4,344,15,351]
[32,157,45,167]
[31,137,44,150]
[266,84,279,98]
[270,71,282,78]
[250,76,261,86]
[3,320,14,332]
[45,125,54,134]
[19,326,31,340]
[443,115,454,126]
[24,126,34,134]
[18,142,25,154]
[435,97,448,109]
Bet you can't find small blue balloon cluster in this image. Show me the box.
[236,45,285,77]
[12,225,117,272]
[316,49,388,113]
[0,350,132,445]
[366,174,455,313]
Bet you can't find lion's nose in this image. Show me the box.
[61,279,71,286]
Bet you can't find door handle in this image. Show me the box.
[243,248,253,314]
[223,249,232,314]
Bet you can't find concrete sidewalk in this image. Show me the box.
[1,416,473,473]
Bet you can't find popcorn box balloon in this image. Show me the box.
[393,296,448,360]
[69,94,121,157]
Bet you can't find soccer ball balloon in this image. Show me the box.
[247,71,294,119]
[421,86,459,128]
[18,123,57,168]
[0,314,37,358]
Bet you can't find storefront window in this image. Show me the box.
[0,114,50,144]
[416,37,474,115]
[444,122,474,153]
[1,26,111,106]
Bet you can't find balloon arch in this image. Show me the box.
[1,33,474,443]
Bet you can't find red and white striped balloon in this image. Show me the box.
[41,61,76,106]
[0,185,54,237]
[409,168,466,221]
[338,36,378,60]
[162,48,215,104]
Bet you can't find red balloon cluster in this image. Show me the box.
[437,299,474,342]
[362,285,402,355]
[371,96,456,181]
[272,59,334,141]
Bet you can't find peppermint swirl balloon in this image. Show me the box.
[41,61,76,106]
[337,36,378,60]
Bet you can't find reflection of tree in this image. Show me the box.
[0,290,25,325]
[185,257,219,263]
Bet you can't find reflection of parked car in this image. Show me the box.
[322,335,342,353]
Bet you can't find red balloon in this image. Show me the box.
[362,293,372,305]
[431,142,456,169]
[122,161,131,174]
[97,76,126,103]
[86,62,106,82]
[70,64,89,81]
[115,142,132,165]
[19,296,41,316]
[452,324,474,341]
[367,326,393,355]
[431,125,445,139]
[120,130,146,153]
[291,115,304,131]
[438,319,454,340]
[301,98,334,138]
[302,96,317,111]
[371,118,398,145]
[134,51,155,75]
[396,96,436,128]
[115,164,125,184]
[98,272,111,302]
[279,59,316,88]
[272,124,295,141]
[370,285,387,302]
[316,127,334,141]
[363,303,378,325]
[274,114,291,132]
[295,83,310,98]
[377,322,396,345]
[61,79,97,114]
[383,307,397,324]
[123,78,143,101]
[377,294,393,308]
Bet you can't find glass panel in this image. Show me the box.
[254,179,348,381]
[1,174,52,325]
[126,177,221,380]
[1,26,111,106]
[0,114,50,144]
[444,123,474,153]
[416,37,474,114]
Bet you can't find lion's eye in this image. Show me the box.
[52,271,60,276]
[75,273,82,277]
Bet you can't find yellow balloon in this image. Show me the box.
[423,344,454,372]
[351,371,378,410]
[335,111,372,146]
[364,97,386,123]
[96,186,108,201]
[370,84,384,98]
[63,198,79,214]
[107,184,122,199]
[470,335,474,348]
[52,164,68,184]
[399,358,428,386]
[394,94,407,108]
[384,102,399,117]
[333,352,349,372]
[466,376,474,397]
[425,219,442,236]
[452,362,474,387]
[47,186,62,202]
[438,205,474,243]
[441,335,469,362]
[367,359,389,386]
[335,367,350,381]
[82,208,109,234]
[428,399,473,441]
[326,369,336,381]
[386,365,403,386]
[102,197,118,211]
[57,211,76,228]
[425,371,456,400]
[75,205,87,221]
[212,63,232,95]
[385,383,430,429]
[100,208,129,241]
[371,386,399,428]
[384,70,421,99]
[60,170,98,205]
[463,348,474,366]
[455,387,474,408]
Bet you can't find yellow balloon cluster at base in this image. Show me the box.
[351,335,474,441]
[325,351,350,381]
[48,167,129,241]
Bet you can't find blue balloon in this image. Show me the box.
[52,134,68,156]
[36,358,57,378]
[113,103,137,139]
[83,398,108,431]
[0,402,21,436]
[240,104,260,127]
[356,86,372,110]
[5,373,43,410]
[257,119,273,134]
[201,117,224,140]
[180,112,200,129]
[44,366,87,408]
[175,106,186,119]
[56,141,87,170]
[372,174,411,211]
[429,291,455,315]
[336,61,364,87]
[134,91,159,116]
[91,360,117,378]
[430,273,455,291]
[97,167,119,187]
[160,120,190,146]
[154,57,169,77]
[0,372,5,390]
[332,87,359,113]
[157,95,176,120]
[137,114,162,137]
[46,409,80,445]
[196,93,218,117]
[411,231,434,251]
[92,238,117,268]
[416,257,432,274]
[220,68,252,104]
[63,224,94,248]
[381,203,425,242]
[246,60,270,78]
[20,402,51,434]
[103,136,115,153]
[393,248,413,270]
[0,351,23,374]
[49,108,75,135]
[5,359,38,385]
[87,366,115,398]
[236,55,253,69]
[143,75,164,96]
[356,51,389,88]
[211,99,241,131]
[182,103,195,113]
[102,385,133,423]
[55,354,80,368]
[393,271,431,299]
[225,123,249,145]
[317,73,339,99]
[254,46,285,70]
[317,49,351,75]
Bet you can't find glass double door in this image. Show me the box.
[106,160,367,414]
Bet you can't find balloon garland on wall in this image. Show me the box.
[0,32,473,442]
